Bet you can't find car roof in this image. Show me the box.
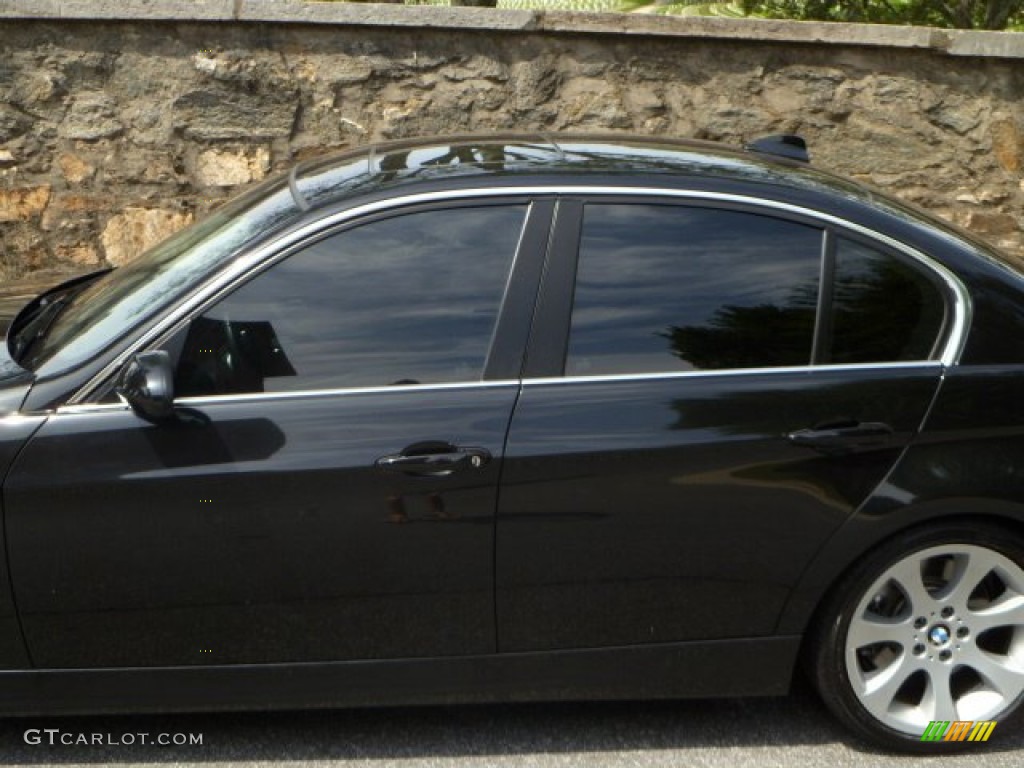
[290,133,874,212]
[287,133,1024,288]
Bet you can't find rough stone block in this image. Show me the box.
[173,90,298,141]
[195,146,271,187]
[0,186,51,222]
[959,210,1020,236]
[54,243,101,266]
[58,153,95,183]
[100,208,193,267]
[0,103,31,142]
[60,92,122,141]
[991,119,1022,173]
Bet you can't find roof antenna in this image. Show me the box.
[745,134,810,164]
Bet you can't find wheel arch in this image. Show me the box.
[793,507,1024,750]
[777,498,1024,647]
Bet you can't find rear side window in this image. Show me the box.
[566,203,824,376]
[826,237,947,364]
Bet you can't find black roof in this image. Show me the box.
[287,133,1020,281]
[290,133,872,212]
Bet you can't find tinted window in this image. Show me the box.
[23,177,300,374]
[828,237,946,364]
[566,204,823,375]
[164,205,526,396]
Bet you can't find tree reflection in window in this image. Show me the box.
[828,238,945,364]
[663,282,819,370]
[663,238,945,370]
[566,204,823,376]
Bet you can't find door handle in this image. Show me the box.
[786,421,894,455]
[375,447,491,477]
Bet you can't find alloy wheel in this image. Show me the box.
[845,544,1024,735]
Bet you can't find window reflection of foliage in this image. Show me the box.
[662,281,818,370]
[830,249,941,364]
[663,249,942,371]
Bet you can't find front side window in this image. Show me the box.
[162,204,527,397]
[21,176,300,374]
[566,203,824,376]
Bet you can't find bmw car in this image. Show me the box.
[1,134,1023,752]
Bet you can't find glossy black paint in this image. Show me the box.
[3,268,110,348]
[0,637,799,716]
[117,350,176,422]
[775,375,1024,638]
[0,338,38,668]
[6,387,516,668]
[496,368,941,651]
[0,134,1022,715]
[0,410,38,670]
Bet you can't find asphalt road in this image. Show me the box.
[1,683,1019,767]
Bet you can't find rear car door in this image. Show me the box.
[5,199,551,668]
[497,196,956,651]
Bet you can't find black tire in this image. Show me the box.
[805,520,1024,754]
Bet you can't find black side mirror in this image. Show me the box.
[116,351,175,423]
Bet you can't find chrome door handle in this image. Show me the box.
[787,421,894,455]
[375,447,491,477]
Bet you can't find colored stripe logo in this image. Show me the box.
[921,720,997,742]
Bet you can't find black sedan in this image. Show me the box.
[1,134,1023,753]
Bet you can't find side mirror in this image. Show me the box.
[116,351,175,423]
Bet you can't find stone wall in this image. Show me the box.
[2,3,1024,280]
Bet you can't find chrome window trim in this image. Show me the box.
[68,186,971,405]
[57,379,520,414]
[522,360,944,388]
[56,402,131,416]
[56,362,946,416]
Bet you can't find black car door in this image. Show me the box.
[5,199,551,668]
[496,197,953,651]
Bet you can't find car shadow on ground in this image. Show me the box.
[2,683,1022,764]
